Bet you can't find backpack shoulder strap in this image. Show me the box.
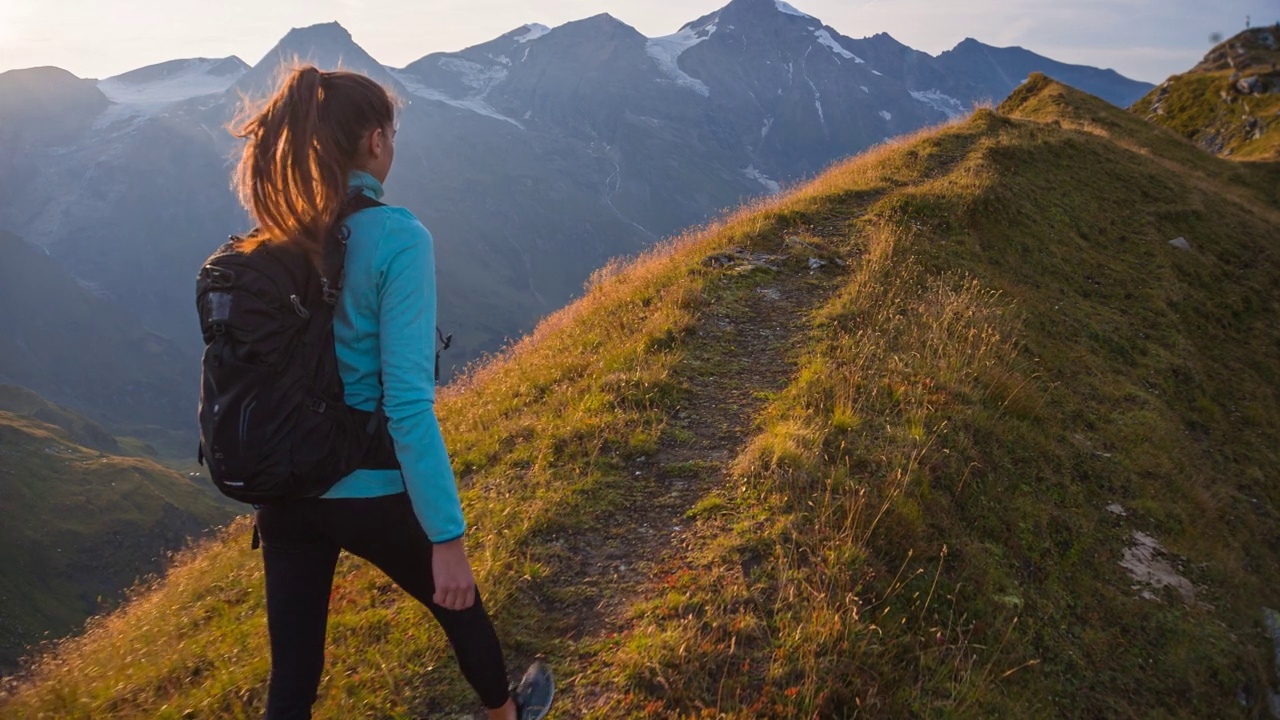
[345,191,386,214]
[321,191,388,304]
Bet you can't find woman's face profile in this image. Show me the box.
[362,119,397,183]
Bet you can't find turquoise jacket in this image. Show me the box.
[321,171,465,544]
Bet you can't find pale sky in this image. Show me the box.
[0,0,1273,83]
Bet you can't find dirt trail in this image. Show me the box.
[537,241,847,713]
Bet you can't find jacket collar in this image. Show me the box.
[348,170,385,201]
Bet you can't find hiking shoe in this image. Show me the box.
[513,659,554,720]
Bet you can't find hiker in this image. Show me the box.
[219,66,553,720]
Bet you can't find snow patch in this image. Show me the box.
[860,85,870,94]
[775,1,814,19]
[646,24,715,97]
[743,165,781,194]
[516,24,550,43]
[438,57,508,95]
[389,69,524,129]
[909,89,967,119]
[96,58,245,119]
[761,117,774,139]
[878,110,892,121]
[871,69,884,76]
[813,29,864,63]
[804,76,824,124]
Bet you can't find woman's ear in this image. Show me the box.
[367,126,387,161]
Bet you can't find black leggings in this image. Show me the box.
[255,493,510,719]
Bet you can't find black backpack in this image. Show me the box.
[196,192,403,504]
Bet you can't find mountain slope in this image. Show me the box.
[0,230,196,431]
[3,75,1277,717]
[0,385,119,454]
[0,67,108,148]
[934,37,1153,107]
[0,391,235,669]
[1134,27,1280,159]
[97,56,248,121]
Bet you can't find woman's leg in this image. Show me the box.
[256,502,342,720]
[316,494,512,710]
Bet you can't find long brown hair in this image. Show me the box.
[231,65,395,254]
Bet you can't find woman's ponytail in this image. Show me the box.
[231,65,394,256]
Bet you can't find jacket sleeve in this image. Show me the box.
[375,209,465,543]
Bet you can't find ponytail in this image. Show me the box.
[231,65,395,256]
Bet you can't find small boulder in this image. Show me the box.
[1168,237,1192,251]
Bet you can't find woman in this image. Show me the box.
[231,66,552,720]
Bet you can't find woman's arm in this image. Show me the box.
[375,209,466,544]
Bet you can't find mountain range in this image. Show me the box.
[0,0,1153,434]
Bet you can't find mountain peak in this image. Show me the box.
[717,0,817,21]
[234,21,403,97]
[0,66,108,121]
[693,0,825,36]
[279,21,355,46]
[0,65,86,87]
[546,13,644,42]
[577,13,633,29]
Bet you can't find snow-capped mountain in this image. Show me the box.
[0,0,1153,430]
[94,57,248,127]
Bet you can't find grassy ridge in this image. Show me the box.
[589,83,1280,716]
[3,77,1279,717]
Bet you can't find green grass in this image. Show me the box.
[0,385,120,454]
[1132,28,1280,160]
[3,76,1279,718]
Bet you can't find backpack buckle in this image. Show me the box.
[204,266,235,288]
[321,277,339,306]
[307,398,327,413]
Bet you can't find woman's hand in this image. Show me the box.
[432,538,477,610]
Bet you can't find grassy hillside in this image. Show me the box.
[3,75,1278,718]
[0,385,120,454]
[0,394,235,670]
[1134,27,1280,160]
